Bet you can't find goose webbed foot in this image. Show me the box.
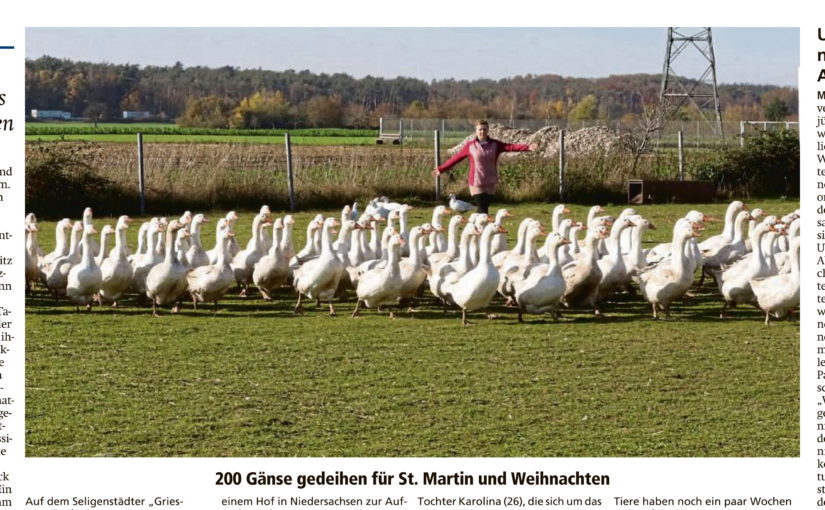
[351,300,362,319]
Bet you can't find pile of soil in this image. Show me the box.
[448,123,625,158]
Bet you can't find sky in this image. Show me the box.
[25,27,800,87]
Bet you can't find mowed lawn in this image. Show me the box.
[25,201,800,457]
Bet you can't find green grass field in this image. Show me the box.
[25,201,800,457]
[25,134,378,145]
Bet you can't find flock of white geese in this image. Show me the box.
[24,198,800,325]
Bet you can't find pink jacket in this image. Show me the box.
[437,138,531,188]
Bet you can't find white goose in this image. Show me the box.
[397,224,433,309]
[490,208,513,256]
[187,225,237,310]
[698,200,746,253]
[131,219,165,297]
[352,233,406,318]
[750,237,799,325]
[430,221,480,302]
[208,211,240,262]
[39,218,73,284]
[449,193,475,213]
[498,221,546,301]
[562,226,610,315]
[232,212,271,296]
[441,222,507,325]
[79,207,101,257]
[596,216,636,300]
[701,210,753,281]
[186,214,211,269]
[146,220,188,316]
[510,233,570,322]
[128,221,150,263]
[67,224,102,312]
[94,225,114,268]
[622,217,657,284]
[293,217,344,316]
[45,221,85,299]
[427,214,466,271]
[25,223,40,292]
[636,222,700,319]
[98,215,133,307]
[252,218,289,301]
[713,222,776,318]
[429,205,452,254]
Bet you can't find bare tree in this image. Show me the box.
[622,97,668,174]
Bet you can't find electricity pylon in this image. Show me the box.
[660,27,724,138]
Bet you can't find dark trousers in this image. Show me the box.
[473,193,494,215]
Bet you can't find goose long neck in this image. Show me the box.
[750,227,768,271]
[630,226,645,266]
[191,219,203,247]
[81,231,94,265]
[136,225,148,255]
[388,243,401,277]
[68,228,82,257]
[165,229,178,263]
[611,225,625,261]
[250,217,265,251]
[409,229,424,265]
[552,209,562,233]
[281,222,294,253]
[545,240,563,276]
[732,215,748,243]
[479,227,495,265]
[216,235,231,267]
[671,231,691,280]
[116,227,129,261]
[458,228,474,267]
[321,224,335,257]
[155,228,165,257]
[97,232,112,264]
[723,204,738,240]
[269,228,283,256]
[399,212,409,236]
[791,242,800,275]
[514,221,530,255]
[525,230,540,262]
[55,224,68,252]
[585,234,600,265]
[446,219,461,257]
[303,223,315,252]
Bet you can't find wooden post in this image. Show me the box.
[434,130,441,201]
[559,130,565,201]
[137,133,145,215]
[285,133,295,212]
[678,130,684,181]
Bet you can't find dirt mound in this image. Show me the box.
[448,123,624,158]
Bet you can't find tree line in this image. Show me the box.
[25,56,799,129]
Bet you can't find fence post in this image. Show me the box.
[740,121,745,148]
[434,130,441,201]
[559,130,566,201]
[285,133,295,212]
[137,133,145,215]
[678,130,684,181]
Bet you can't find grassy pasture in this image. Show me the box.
[26,134,378,145]
[25,201,799,457]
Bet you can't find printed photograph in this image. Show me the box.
[24,27,800,457]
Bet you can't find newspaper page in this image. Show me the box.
[0,10,813,510]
